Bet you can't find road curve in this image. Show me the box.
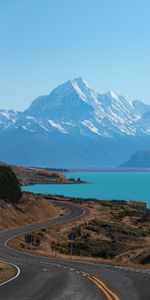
[0,201,149,300]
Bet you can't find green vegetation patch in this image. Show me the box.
[0,165,21,204]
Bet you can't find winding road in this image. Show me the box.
[0,201,150,300]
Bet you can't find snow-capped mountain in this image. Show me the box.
[11,77,146,136]
[0,78,150,167]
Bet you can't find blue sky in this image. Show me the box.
[0,0,150,110]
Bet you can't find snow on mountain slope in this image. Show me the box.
[132,100,150,133]
[0,110,18,131]
[97,90,140,135]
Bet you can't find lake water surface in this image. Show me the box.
[22,172,150,208]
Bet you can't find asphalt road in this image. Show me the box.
[0,201,150,300]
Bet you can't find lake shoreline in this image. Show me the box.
[22,179,87,187]
[37,193,148,209]
[22,171,150,208]
[68,167,150,172]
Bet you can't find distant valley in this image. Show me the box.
[1,78,150,167]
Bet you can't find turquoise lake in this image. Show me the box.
[22,172,150,208]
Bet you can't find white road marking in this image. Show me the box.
[114,265,150,275]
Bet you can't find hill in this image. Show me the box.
[0,192,60,231]
[120,150,150,168]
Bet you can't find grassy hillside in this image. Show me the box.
[0,192,60,231]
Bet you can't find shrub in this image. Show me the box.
[0,165,21,204]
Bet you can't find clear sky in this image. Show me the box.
[0,0,150,111]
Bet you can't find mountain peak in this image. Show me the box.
[48,77,90,103]
[106,90,119,100]
[72,77,84,83]
[24,77,97,120]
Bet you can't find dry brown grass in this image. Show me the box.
[0,192,60,231]
[0,261,16,284]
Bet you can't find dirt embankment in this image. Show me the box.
[0,192,60,231]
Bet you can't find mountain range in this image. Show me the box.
[0,77,150,167]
